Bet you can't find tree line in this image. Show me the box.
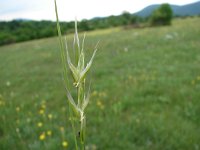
[0,4,173,46]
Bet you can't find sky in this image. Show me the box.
[0,0,199,21]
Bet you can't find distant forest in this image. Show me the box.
[0,4,198,46]
[0,12,147,46]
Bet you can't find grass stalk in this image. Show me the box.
[69,105,79,150]
[54,0,98,149]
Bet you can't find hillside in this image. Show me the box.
[135,1,200,17]
[1,1,200,46]
[0,17,200,150]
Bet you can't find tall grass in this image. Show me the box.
[54,0,98,149]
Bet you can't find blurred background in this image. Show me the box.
[0,0,200,149]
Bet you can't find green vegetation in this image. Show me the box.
[0,17,200,150]
[150,3,173,26]
[0,13,147,46]
[0,20,64,45]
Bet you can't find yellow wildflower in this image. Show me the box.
[197,76,200,80]
[41,100,46,104]
[37,122,43,127]
[0,101,5,106]
[16,107,20,112]
[48,114,53,119]
[41,104,46,109]
[47,130,52,136]
[97,100,105,110]
[39,132,46,141]
[99,91,107,97]
[91,91,97,96]
[62,141,68,147]
[60,126,64,132]
[39,109,45,115]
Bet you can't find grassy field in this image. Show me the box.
[0,17,200,150]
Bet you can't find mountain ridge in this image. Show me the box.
[134,1,200,17]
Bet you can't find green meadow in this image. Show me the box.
[0,17,200,150]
